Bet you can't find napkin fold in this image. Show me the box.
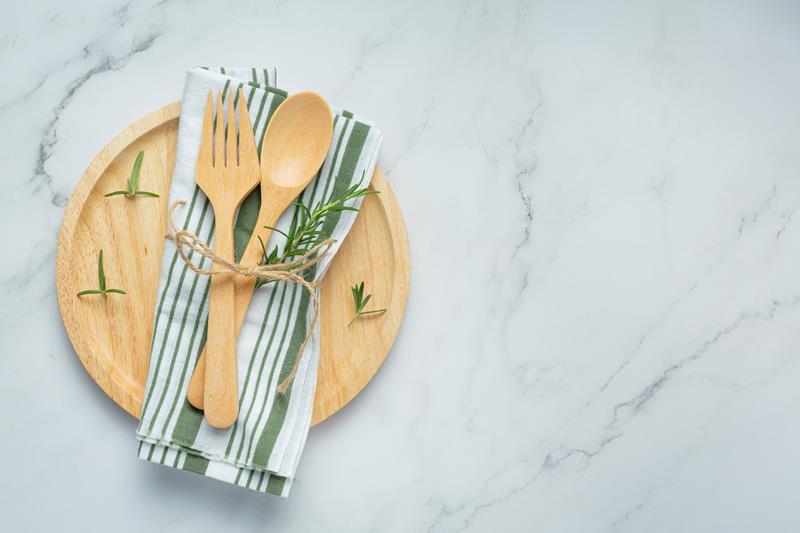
[135,67,382,496]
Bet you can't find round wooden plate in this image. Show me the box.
[56,102,409,425]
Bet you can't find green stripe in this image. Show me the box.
[152,85,266,443]
[231,156,334,464]
[147,184,202,350]
[321,122,371,219]
[182,454,209,475]
[257,94,285,155]
[232,283,294,462]
[223,281,281,457]
[146,219,215,434]
[222,87,284,455]
[140,179,205,417]
[250,288,307,466]
[252,91,272,130]
[305,115,339,203]
[246,82,256,107]
[226,189,313,461]
[246,468,257,488]
[164,87,282,448]
[169,357,206,447]
[251,120,372,465]
[151,82,260,437]
[142,83,235,431]
[266,475,286,496]
[157,278,212,439]
[317,117,351,205]
[224,90,290,457]
[139,197,212,426]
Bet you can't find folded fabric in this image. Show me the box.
[135,67,382,496]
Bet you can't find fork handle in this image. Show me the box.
[203,206,239,429]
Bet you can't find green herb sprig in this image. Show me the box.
[105,151,159,198]
[256,175,378,288]
[77,249,127,297]
[348,281,386,325]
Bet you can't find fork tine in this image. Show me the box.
[237,88,258,168]
[197,90,213,169]
[215,91,224,168]
[226,89,237,167]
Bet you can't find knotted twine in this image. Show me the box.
[166,200,333,396]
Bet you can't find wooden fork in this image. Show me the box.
[195,88,260,428]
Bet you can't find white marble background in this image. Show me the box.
[2,0,800,531]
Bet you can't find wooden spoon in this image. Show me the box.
[188,92,333,410]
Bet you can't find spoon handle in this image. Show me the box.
[187,193,294,409]
[203,207,239,429]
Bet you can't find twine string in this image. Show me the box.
[167,200,332,395]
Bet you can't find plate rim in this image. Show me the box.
[56,101,410,425]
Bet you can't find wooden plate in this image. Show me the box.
[56,102,409,425]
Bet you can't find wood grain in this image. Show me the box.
[56,101,409,426]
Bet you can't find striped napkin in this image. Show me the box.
[135,67,382,496]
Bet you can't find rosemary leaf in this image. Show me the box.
[77,249,126,298]
[98,249,106,291]
[255,179,376,288]
[106,150,159,199]
[77,289,104,297]
[129,150,144,192]
[348,280,386,325]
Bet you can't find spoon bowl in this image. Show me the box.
[261,92,333,189]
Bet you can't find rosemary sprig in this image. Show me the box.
[77,249,127,297]
[348,281,386,325]
[255,174,378,288]
[105,151,159,198]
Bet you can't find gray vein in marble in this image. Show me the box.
[592,281,698,402]
[510,95,541,259]
[347,34,387,88]
[606,296,800,434]
[424,459,542,533]
[610,486,655,529]
[775,208,797,240]
[441,295,800,532]
[385,97,438,174]
[596,176,794,405]
[27,2,166,206]
[0,237,56,297]
[736,184,778,239]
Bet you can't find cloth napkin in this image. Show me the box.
[135,67,382,496]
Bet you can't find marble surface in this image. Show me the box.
[3,0,800,531]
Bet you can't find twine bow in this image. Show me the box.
[167,200,332,395]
